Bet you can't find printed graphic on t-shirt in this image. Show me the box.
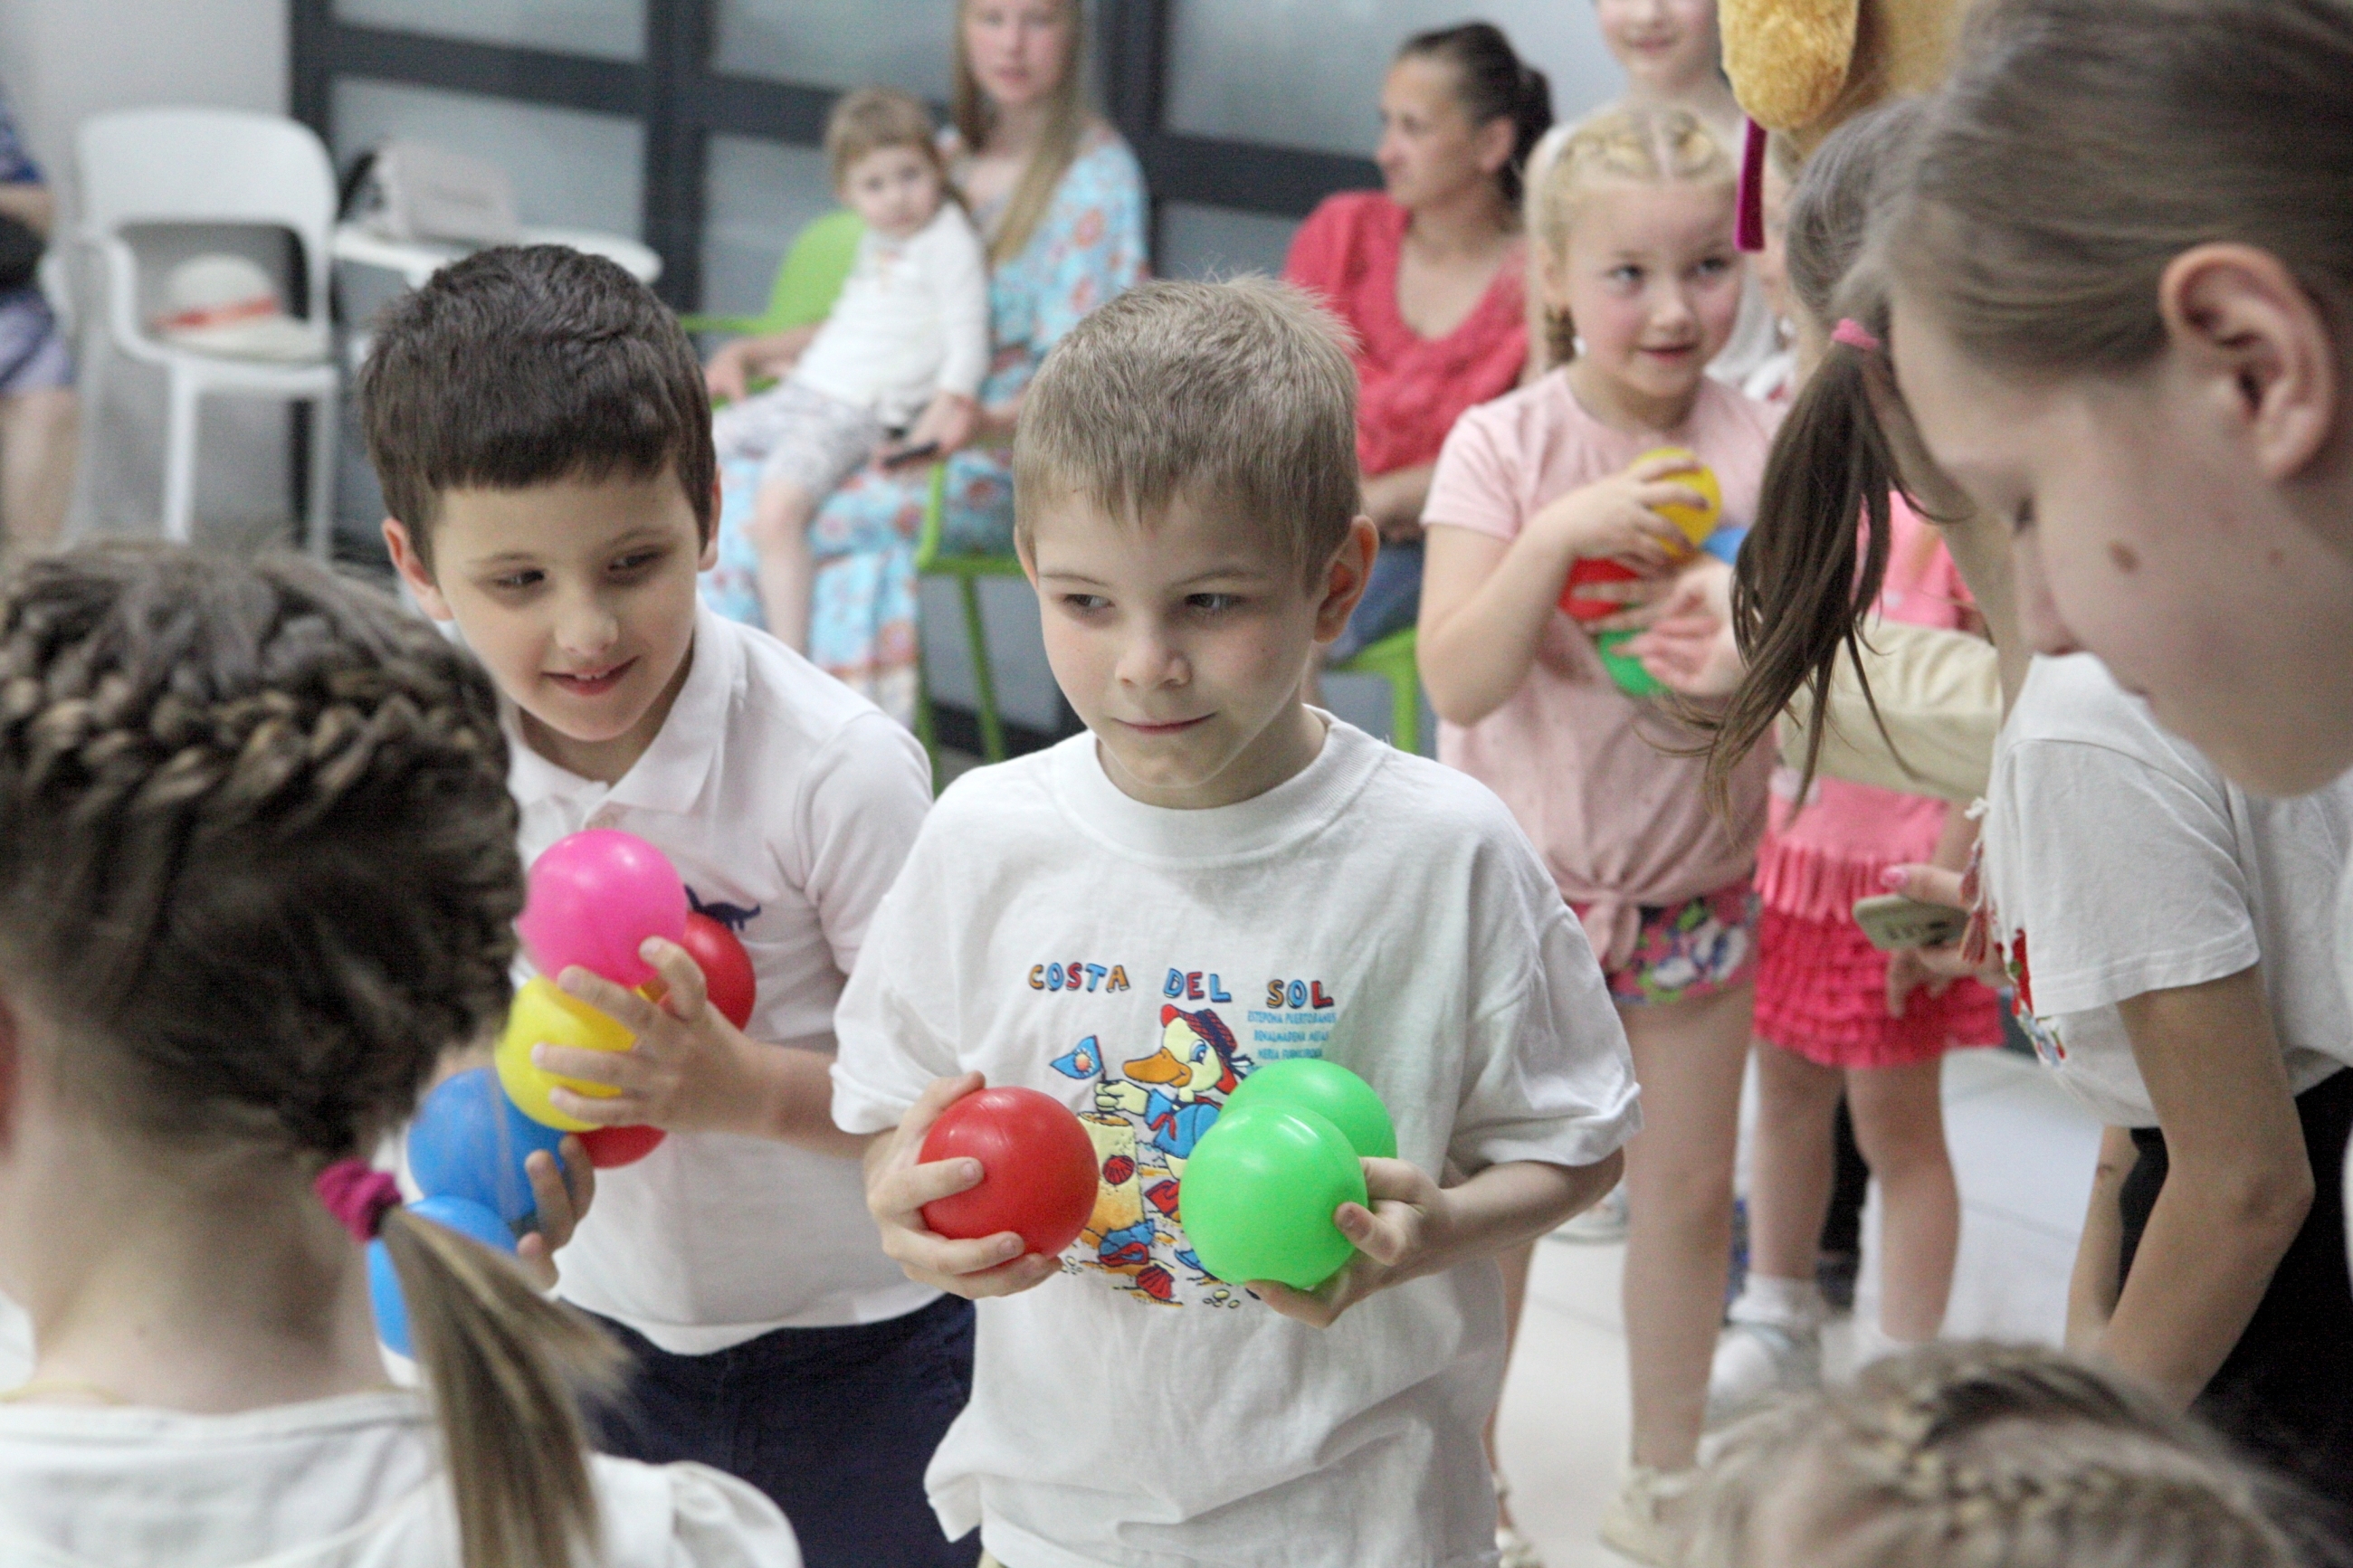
[1041,964,1343,1307]
[2000,927,2066,1067]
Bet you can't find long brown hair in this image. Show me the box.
[1888,0,2353,381]
[0,546,620,1568]
[951,0,1090,268]
[1684,1341,2320,1567]
[1700,101,1930,805]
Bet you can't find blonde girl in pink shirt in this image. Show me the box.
[1418,103,1776,1563]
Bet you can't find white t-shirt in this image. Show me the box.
[831,719,1641,1568]
[1981,653,2353,1127]
[0,1392,797,1567]
[509,604,936,1351]
[792,203,990,429]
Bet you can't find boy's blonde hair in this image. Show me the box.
[1684,1342,2317,1568]
[824,86,945,189]
[1526,105,1735,368]
[1013,278,1359,580]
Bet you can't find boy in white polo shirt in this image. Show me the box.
[832,279,1641,1567]
[361,244,967,1568]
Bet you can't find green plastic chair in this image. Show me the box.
[1334,626,1424,755]
[683,208,1022,786]
[680,208,865,337]
[910,462,1027,775]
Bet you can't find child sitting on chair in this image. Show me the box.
[707,86,989,651]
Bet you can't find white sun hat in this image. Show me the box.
[150,252,328,362]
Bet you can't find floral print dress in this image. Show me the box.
[701,131,1148,722]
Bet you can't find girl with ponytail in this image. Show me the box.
[1702,26,2353,1511]
[1699,103,2003,1432]
[0,546,795,1566]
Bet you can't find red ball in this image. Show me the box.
[1558,556,1641,623]
[678,913,757,1030]
[580,1125,668,1168]
[919,1087,1098,1257]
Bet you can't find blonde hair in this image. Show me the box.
[1013,278,1359,580]
[951,0,1089,267]
[1524,105,1735,369]
[824,86,947,190]
[1685,1342,2318,1568]
[1887,0,2353,377]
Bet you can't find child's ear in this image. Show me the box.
[1310,516,1381,644]
[2159,242,2341,482]
[382,519,453,622]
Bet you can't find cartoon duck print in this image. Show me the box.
[1053,1006,1254,1307]
[1094,1004,1251,1172]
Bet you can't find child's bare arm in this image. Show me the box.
[1253,1150,1624,1329]
[706,326,822,400]
[534,938,871,1157]
[863,1073,1063,1299]
[2065,1125,2133,1351]
[1419,459,1701,727]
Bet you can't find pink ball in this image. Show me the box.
[517,830,689,989]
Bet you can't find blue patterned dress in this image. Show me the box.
[702,131,1147,721]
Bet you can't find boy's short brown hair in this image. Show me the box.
[357,244,716,573]
[1013,278,1359,579]
[825,87,945,189]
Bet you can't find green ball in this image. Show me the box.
[1596,630,1665,698]
[1179,1103,1367,1291]
[1224,1059,1397,1160]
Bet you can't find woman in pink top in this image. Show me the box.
[1419,105,1772,1562]
[1283,22,1550,660]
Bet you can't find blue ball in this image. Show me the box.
[406,1067,565,1230]
[367,1194,519,1359]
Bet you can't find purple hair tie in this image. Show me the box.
[1832,317,1882,353]
[315,1158,402,1242]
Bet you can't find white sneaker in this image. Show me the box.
[1496,1522,1546,1568]
[1549,1181,1630,1244]
[1705,1318,1821,1429]
[1598,1463,1697,1565]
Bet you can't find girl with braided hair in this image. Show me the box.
[1684,1340,2324,1567]
[0,545,795,1566]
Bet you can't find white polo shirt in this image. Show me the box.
[508,603,937,1351]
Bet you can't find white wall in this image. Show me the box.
[0,0,295,535]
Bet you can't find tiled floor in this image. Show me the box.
[1494,1046,2103,1566]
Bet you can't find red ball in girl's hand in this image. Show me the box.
[918,1087,1099,1257]
[1559,556,1643,623]
[677,912,757,1030]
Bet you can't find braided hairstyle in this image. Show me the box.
[1527,105,1735,368]
[0,545,619,1568]
[1683,1342,2322,1568]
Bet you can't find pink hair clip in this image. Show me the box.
[1832,318,1882,353]
[315,1158,403,1242]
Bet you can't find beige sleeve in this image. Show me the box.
[1781,619,2001,803]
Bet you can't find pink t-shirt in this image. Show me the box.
[1282,191,1529,479]
[1425,371,1778,967]
[1758,493,1983,922]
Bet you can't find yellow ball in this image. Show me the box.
[1634,445,1722,556]
[495,976,634,1132]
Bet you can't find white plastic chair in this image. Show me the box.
[75,108,338,558]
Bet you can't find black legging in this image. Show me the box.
[2119,1067,2353,1528]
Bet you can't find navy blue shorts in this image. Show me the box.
[589,1294,980,1568]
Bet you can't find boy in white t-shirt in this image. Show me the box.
[1968,651,2353,1504]
[362,245,963,1567]
[707,85,989,651]
[832,279,1640,1567]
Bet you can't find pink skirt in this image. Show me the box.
[1753,903,2003,1069]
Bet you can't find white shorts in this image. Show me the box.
[711,377,886,500]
